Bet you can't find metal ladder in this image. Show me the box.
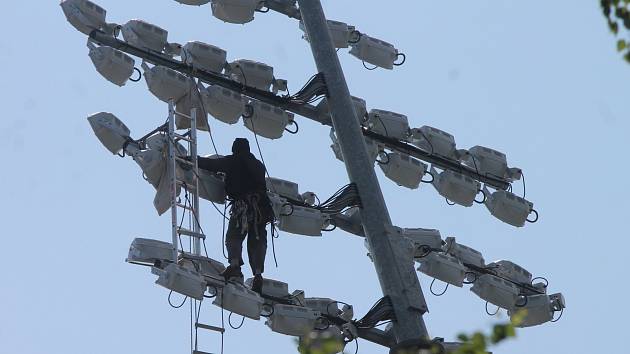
[166,100,224,354]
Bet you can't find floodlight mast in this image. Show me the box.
[297,0,430,344]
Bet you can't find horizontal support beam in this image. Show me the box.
[89,31,510,190]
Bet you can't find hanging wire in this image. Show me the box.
[228,312,246,329]
[485,302,500,316]
[429,278,449,296]
[168,290,188,308]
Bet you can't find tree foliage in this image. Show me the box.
[601,0,630,62]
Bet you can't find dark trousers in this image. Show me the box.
[225,215,267,275]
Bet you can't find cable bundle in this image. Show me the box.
[284,72,328,105]
[315,183,362,215]
[354,296,396,329]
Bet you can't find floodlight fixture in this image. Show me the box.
[300,20,358,49]
[470,274,520,310]
[278,205,326,237]
[213,282,264,320]
[178,252,226,278]
[87,42,136,87]
[211,0,260,24]
[133,149,165,188]
[175,0,211,5]
[245,277,290,298]
[182,41,227,73]
[443,237,485,268]
[243,100,293,139]
[349,34,404,70]
[484,187,537,227]
[61,0,108,35]
[463,146,522,182]
[266,177,301,201]
[317,96,367,123]
[301,192,318,206]
[142,62,192,103]
[154,263,207,300]
[266,304,320,336]
[330,129,380,164]
[121,19,169,53]
[87,112,131,155]
[366,109,410,140]
[487,260,532,285]
[304,297,338,316]
[409,126,463,161]
[199,84,247,125]
[228,59,287,93]
[379,152,429,189]
[508,293,564,327]
[402,228,444,258]
[430,166,482,207]
[126,238,174,266]
[417,253,466,287]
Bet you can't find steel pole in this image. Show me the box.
[297,0,430,344]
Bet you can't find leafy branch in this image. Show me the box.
[601,0,630,62]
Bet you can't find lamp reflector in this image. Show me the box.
[121,19,168,53]
[182,41,227,73]
[87,112,131,154]
[266,177,301,201]
[487,260,532,285]
[155,263,207,300]
[349,35,399,70]
[266,304,320,336]
[87,43,135,86]
[243,100,291,139]
[366,109,410,140]
[126,238,174,266]
[402,228,443,258]
[444,237,485,268]
[142,63,192,103]
[431,166,481,207]
[484,188,534,227]
[509,294,554,327]
[417,253,466,287]
[200,85,246,124]
[300,20,356,49]
[470,274,520,310]
[278,206,325,237]
[61,0,107,35]
[229,59,276,91]
[211,0,259,24]
[410,126,458,160]
[379,152,427,189]
[213,282,264,320]
[245,277,290,298]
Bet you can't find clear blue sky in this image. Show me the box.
[1,1,628,353]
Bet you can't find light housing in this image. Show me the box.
[402,228,444,258]
[508,293,559,327]
[229,59,285,93]
[61,0,107,35]
[175,0,211,5]
[266,304,320,336]
[379,152,428,189]
[300,20,357,49]
[245,277,289,298]
[87,42,135,86]
[317,96,367,123]
[417,253,466,287]
[431,166,481,207]
[366,109,410,140]
[305,297,338,317]
[211,0,260,24]
[443,237,485,268]
[213,282,264,320]
[178,252,226,278]
[182,41,227,73]
[330,129,380,164]
[487,260,532,285]
[133,149,165,188]
[266,177,301,201]
[470,274,520,310]
[121,19,168,53]
[126,238,174,266]
[410,126,461,160]
[484,187,535,227]
[278,206,326,237]
[200,84,246,125]
[142,62,192,103]
[243,100,292,139]
[87,112,131,154]
[349,35,401,70]
[154,263,207,300]
[463,146,522,181]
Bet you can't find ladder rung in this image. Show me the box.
[193,351,213,354]
[178,227,206,239]
[175,156,194,166]
[173,133,193,142]
[176,203,194,211]
[195,323,225,334]
[175,111,193,120]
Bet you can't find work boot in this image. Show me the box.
[251,274,263,294]
[221,265,243,281]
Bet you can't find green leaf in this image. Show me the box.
[618,39,627,51]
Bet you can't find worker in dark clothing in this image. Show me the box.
[195,138,274,293]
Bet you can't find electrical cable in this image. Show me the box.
[168,290,188,309]
[521,171,526,199]
[228,312,246,329]
[130,67,142,82]
[362,61,378,70]
[551,308,564,323]
[485,302,500,316]
[430,278,449,296]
